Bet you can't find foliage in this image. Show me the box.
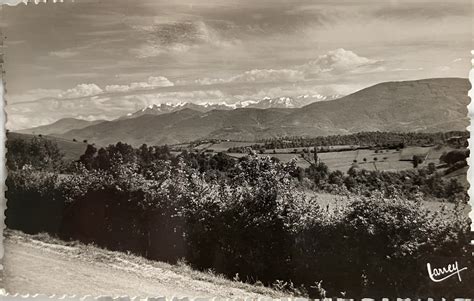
[228,131,468,152]
[440,149,469,166]
[7,136,64,171]
[6,141,472,298]
[300,161,467,202]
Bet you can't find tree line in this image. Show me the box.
[227,131,468,152]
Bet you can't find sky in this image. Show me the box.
[2,0,473,129]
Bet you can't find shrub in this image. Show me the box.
[6,145,471,298]
[6,168,64,234]
[7,136,64,171]
[440,149,469,165]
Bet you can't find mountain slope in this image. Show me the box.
[64,108,293,146]
[61,78,470,146]
[269,78,470,137]
[66,108,203,146]
[18,118,105,135]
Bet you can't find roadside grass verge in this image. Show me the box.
[4,229,297,298]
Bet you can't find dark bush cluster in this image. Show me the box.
[297,162,467,203]
[6,138,472,297]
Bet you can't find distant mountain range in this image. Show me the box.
[119,94,339,120]
[17,78,470,146]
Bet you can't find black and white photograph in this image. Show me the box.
[1,0,473,298]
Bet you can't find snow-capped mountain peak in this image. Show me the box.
[119,94,341,120]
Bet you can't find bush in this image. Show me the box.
[6,168,64,234]
[6,146,471,298]
[440,149,469,165]
[7,136,64,171]
[290,194,470,297]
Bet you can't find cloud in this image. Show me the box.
[303,48,381,75]
[372,3,471,20]
[49,50,80,58]
[105,76,174,92]
[187,48,382,85]
[391,67,424,72]
[6,88,229,130]
[130,20,237,58]
[8,88,63,103]
[59,84,103,99]
[229,69,305,83]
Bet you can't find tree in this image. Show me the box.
[440,149,469,166]
[427,162,436,174]
[412,155,423,168]
[7,136,64,171]
[306,162,329,186]
[328,170,344,185]
[79,144,97,170]
[313,147,318,163]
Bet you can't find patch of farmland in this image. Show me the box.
[227,152,248,159]
[424,146,457,163]
[399,146,431,161]
[194,143,213,150]
[230,146,465,174]
[306,191,468,216]
[209,141,263,152]
[262,145,359,154]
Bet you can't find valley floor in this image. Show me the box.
[2,230,285,298]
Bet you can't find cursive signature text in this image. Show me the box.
[426,261,467,282]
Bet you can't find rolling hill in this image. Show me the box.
[52,78,469,146]
[266,77,470,137]
[18,118,105,136]
[7,132,88,161]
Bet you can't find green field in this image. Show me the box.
[308,191,470,216]
[227,145,461,173]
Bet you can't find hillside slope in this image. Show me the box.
[7,132,87,161]
[18,118,105,135]
[59,78,469,145]
[3,230,285,298]
[271,78,470,137]
[64,108,293,146]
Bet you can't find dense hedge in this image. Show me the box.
[6,155,472,297]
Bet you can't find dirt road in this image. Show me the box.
[3,231,282,298]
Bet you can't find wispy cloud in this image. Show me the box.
[187,48,383,85]
[130,20,238,58]
[49,50,80,59]
[105,76,174,92]
[59,84,103,99]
